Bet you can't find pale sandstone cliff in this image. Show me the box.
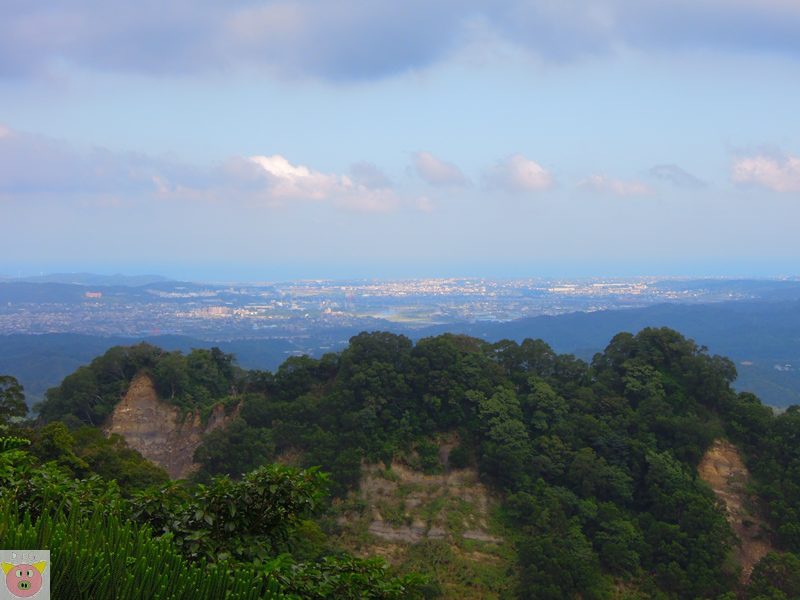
[104,373,235,479]
[698,439,772,581]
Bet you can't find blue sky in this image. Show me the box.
[1,1,800,280]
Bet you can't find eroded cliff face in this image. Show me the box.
[698,439,772,581]
[333,438,513,599]
[104,373,234,479]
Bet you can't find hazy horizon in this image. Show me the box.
[2,262,800,284]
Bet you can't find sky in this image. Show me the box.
[1,0,800,281]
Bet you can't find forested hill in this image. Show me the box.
[27,327,800,598]
[420,300,800,407]
[0,333,299,406]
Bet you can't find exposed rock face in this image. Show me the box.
[698,439,772,582]
[104,373,235,479]
[334,451,511,598]
[357,462,502,546]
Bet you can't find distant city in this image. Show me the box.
[1,274,798,341]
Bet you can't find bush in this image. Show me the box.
[447,442,471,469]
[415,440,441,474]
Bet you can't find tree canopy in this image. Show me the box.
[18,326,800,597]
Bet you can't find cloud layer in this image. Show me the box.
[0,125,411,212]
[0,126,197,196]
[2,1,800,81]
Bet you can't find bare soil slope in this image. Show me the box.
[698,439,772,581]
[103,373,235,478]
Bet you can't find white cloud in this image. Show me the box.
[249,155,345,201]
[247,154,406,212]
[732,154,800,193]
[412,152,468,187]
[0,124,11,138]
[486,154,553,193]
[580,174,653,196]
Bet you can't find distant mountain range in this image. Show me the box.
[422,300,800,358]
[0,273,171,286]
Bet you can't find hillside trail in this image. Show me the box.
[698,439,772,582]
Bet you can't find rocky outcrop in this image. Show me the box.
[104,373,235,479]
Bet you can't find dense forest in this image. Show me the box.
[3,327,800,598]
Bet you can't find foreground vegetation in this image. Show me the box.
[4,327,800,597]
[0,435,425,598]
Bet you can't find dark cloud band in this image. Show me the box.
[1,1,799,81]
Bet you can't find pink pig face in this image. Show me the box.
[3,562,45,598]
